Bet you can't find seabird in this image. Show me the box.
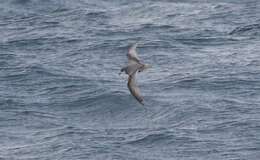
[120,43,151,105]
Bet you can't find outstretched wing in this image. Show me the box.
[127,73,144,105]
[127,43,140,63]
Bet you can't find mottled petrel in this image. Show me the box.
[120,43,151,105]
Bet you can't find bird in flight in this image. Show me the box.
[120,43,151,105]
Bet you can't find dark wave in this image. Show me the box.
[126,132,174,145]
[229,23,260,36]
[11,0,32,5]
[176,37,238,46]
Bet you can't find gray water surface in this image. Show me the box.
[0,0,260,159]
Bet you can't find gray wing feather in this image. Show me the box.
[127,73,144,105]
[127,43,140,63]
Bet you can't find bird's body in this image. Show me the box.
[121,61,143,76]
[120,43,151,105]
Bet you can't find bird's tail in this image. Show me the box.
[143,64,152,70]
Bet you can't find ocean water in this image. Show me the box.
[0,0,260,159]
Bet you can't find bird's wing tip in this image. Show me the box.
[130,42,140,49]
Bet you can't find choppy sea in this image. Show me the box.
[0,0,260,159]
